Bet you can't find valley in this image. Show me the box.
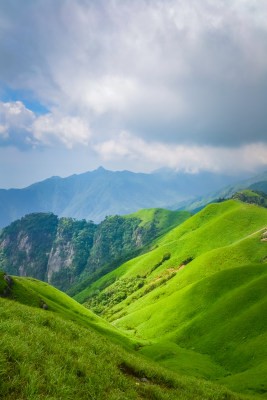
[0,191,267,399]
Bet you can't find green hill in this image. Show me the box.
[0,270,134,349]
[232,189,267,208]
[75,200,267,398]
[0,208,190,292]
[0,272,245,400]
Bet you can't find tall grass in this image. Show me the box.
[0,297,246,400]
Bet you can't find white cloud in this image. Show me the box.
[82,76,137,115]
[0,101,35,126]
[0,101,35,144]
[1,99,266,176]
[94,131,267,174]
[0,101,91,148]
[32,113,92,148]
[0,124,8,138]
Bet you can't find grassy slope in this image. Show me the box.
[76,200,267,398]
[67,208,191,299]
[232,189,267,207]
[73,209,191,303]
[75,200,266,304]
[0,276,247,400]
[0,273,136,350]
[124,208,191,231]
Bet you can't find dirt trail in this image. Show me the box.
[247,227,267,237]
[151,265,186,284]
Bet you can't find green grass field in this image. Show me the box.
[1,199,266,399]
[232,190,267,208]
[1,273,249,400]
[75,200,267,398]
[124,208,191,231]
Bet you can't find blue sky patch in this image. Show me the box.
[0,84,50,115]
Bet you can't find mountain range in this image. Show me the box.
[0,167,246,229]
[173,170,267,212]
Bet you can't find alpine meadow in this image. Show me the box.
[1,1,267,399]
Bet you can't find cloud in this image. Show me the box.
[94,131,267,174]
[0,101,35,146]
[0,101,91,148]
[0,0,267,147]
[0,123,8,138]
[32,113,91,148]
[1,98,266,177]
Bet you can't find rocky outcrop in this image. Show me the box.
[47,242,75,283]
[17,233,32,255]
[40,299,48,310]
[2,274,14,297]
[0,209,186,292]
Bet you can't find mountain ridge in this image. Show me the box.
[0,167,243,228]
[172,170,267,213]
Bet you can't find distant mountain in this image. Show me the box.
[172,170,267,213]
[0,167,240,228]
[0,208,190,291]
[249,180,267,193]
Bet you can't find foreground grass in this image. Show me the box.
[0,297,247,400]
[0,272,137,351]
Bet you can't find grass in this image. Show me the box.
[1,199,266,399]
[75,200,267,398]
[0,294,249,399]
[232,190,267,208]
[139,340,227,380]
[124,208,192,231]
[0,273,137,350]
[0,270,7,293]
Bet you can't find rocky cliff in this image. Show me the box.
[0,209,190,291]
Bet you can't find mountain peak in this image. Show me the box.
[95,166,106,172]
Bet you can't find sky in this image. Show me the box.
[0,0,267,188]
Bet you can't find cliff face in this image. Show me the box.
[0,209,189,291]
[0,213,58,282]
[47,241,75,283]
